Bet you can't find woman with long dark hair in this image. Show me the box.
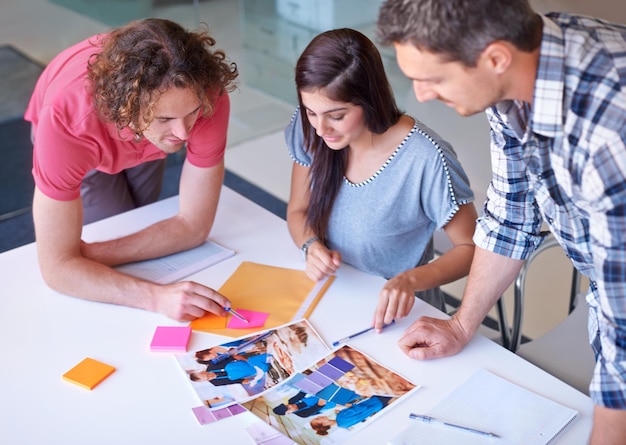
[286,28,477,331]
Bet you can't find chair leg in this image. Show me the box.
[569,269,582,314]
[496,297,511,350]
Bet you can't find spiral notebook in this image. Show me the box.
[389,369,578,445]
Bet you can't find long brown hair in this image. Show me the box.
[295,28,402,240]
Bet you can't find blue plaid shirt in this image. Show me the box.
[475,13,626,408]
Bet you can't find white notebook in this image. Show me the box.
[389,369,578,445]
[115,239,234,284]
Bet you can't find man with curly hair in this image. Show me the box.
[25,18,239,321]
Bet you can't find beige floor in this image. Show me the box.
[1,0,624,344]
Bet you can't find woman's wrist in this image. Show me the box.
[300,236,320,260]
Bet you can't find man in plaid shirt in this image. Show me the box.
[378,0,626,442]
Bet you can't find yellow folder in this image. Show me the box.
[191,261,334,337]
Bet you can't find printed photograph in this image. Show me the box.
[242,345,419,445]
[177,319,330,408]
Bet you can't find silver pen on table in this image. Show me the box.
[409,413,500,438]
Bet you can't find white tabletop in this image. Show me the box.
[0,186,593,444]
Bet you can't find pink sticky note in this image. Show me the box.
[150,326,192,352]
[227,308,269,329]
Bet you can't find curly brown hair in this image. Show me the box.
[87,18,238,136]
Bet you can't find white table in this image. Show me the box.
[0,186,594,444]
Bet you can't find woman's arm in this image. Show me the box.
[374,202,478,329]
[287,162,341,281]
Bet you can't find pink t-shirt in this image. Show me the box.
[25,34,229,201]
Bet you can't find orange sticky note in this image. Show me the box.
[63,358,116,390]
[190,312,227,331]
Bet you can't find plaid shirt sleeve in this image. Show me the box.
[473,103,545,260]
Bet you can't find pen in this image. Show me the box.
[332,320,395,347]
[409,413,500,438]
[224,306,249,323]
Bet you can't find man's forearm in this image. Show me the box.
[83,213,210,267]
[41,252,159,310]
[590,405,626,444]
[454,247,525,335]
[84,159,225,267]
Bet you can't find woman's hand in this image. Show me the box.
[305,241,341,281]
[374,273,416,331]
